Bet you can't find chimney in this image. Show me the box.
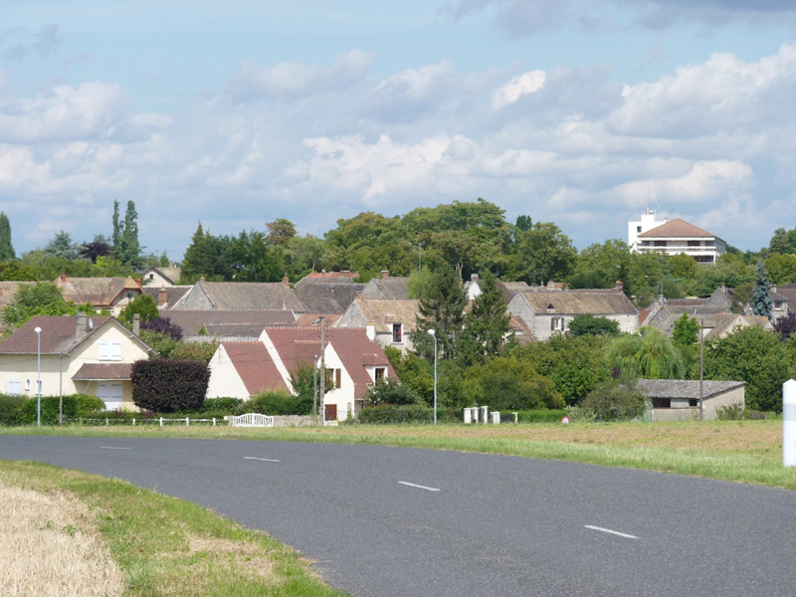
[76,313,87,339]
[135,277,142,287]
[60,273,67,283]
[158,286,168,308]
[133,314,140,336]
[614,280,624,291]
[282,275,290,287]
[366,324,376,341]
[380,270,390,278]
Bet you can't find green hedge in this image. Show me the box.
[359,403,435,424]
[515,409,568,423]
[13,394,105,426]
[240,391,312,416]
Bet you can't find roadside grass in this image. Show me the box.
[0,460,349,597]
[3,419,796,489]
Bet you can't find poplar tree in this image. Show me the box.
[0,212,15,260]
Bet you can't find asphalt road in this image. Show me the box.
[2,435,795,597]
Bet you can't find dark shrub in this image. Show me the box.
[0,394,26,425]
[131,358,210,413]
[141,317,184,341]
[367,379,419,406]
[241,390,311,416]
[581,379,648,421]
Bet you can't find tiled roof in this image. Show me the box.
[294,281,363,314]
[497,281,530,304]
[351,298,420,333]
[362,277,411,300]
[264,327,396,401]
[54,276,141,306]
[73,363,133,380]
[294,313,341,327]
[161,310,296,336]
[637,218,716,239]
[0,281,34,308]
[520,289,638,316]
[142,285,191,309]
[223,342,288,395]
[637,379,744,400]
[0,315,113,355]
[297,271,359,282]
[173,281,304,311]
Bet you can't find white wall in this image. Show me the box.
[206,345,251,400]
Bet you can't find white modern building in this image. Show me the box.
[628,209,726,264]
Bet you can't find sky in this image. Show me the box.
[1,1,796,260]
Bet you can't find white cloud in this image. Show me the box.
[226,50,373,101]
[492,70,546,109]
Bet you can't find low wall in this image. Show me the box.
[272,415,316,428]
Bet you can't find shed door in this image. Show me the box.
[325,404,337,421]
[98,382,124,411]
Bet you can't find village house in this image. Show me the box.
[337,296,420,353]
[637,379,745,422]
[0,313,152,411]
[170,279,305,312]
[53,274,143,316]
[507,285,639,341]
[207,327,397,421]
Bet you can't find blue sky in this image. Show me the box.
[1,1,796,260]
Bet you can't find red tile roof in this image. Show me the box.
[222,342,288,395]
[0,315,114,355]
[637,218,716,239]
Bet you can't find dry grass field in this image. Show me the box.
[0,477,125,597]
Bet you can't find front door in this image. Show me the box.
[325,404,337,421]
[98,382,124,411]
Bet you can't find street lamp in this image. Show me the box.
[427,329,437,425]
[34,326,41,427]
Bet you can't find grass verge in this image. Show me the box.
[0,460,350,597]
[3,420,796,490]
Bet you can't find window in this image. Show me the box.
[636,226,642,233]
[25,379,30,392]
[336,368,341,389]
[99,341,122,361]
[392,323,403,343]
[653,240,667,247]
[9,379,20,396]
[652,398,671,408]
[550,317,565,332]
[327,368,341,389]
[375,368,385,382]
[687,240,700,247]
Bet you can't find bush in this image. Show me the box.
[515,409,568,423]
[196,397,243,414]
[359,403,435,424]
[367,379,419,406]
[15,394,106,425]
[580,379,648,421]
[716,402,745,421]
[0,394,26,426]
[131,359,210,413]
[241,390,311,416]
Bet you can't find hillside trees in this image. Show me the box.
[0,213,15,261]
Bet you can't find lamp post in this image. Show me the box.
[427,329,437,425]
[34,327,41,427]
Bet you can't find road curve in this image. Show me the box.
[2,435,795,597]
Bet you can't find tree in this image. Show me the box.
[118,294,159,326]
[3,282,76,329]
[0,213,15,260]
[140,317,183,341]
[43,230,84,260]
[751,262,773,320]
[463,356,564,411]
[672,312,700,346]
[668,253,698,280]
[581,378,648,421]
[605,328,685,379]
[774,313,796,343]
[414,263,467,361]
[458,271,510,365]
[131,359,210,413]
[569,240,629,290]
[367,379,419,406]
[114,200,141,268]
[80,236,112,264]
[510,221,577,284]
[180,223,232,283]
[704,326,790,412]
[764,254,796,285]
[567,314,620,337]
[266,219,297,247]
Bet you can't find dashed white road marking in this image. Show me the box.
[100,446,130,450]
[244,457,281,463]
[398,481,440,492]
[585,525,638,539]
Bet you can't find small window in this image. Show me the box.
[636,226,642,233]
[688,399,698,407]
[392,323,402,343]
[9,379,20,396]
[550,317,565,332]
[652,398,671,408]
[687,240,700,247]
[25,379,31,391]
[375,368,385,382]
[653,240,667,247]
[335,368,341,389]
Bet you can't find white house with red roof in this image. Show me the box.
[206,327,397,421]
[628,209,727,264]
[0,314,152,410]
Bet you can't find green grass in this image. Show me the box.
[0,460,350,597]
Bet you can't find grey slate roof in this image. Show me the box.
[142,285,191,309]
[294,281,363,314]
[361,277,411,300]
[171,280,304,311]
[637,379,745,400]
[161,310,297,337]
[520,288,638,316]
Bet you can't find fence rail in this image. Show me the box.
[65,417,220,427]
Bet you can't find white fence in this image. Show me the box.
[67,417,220,427]
[228,413,274,428]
